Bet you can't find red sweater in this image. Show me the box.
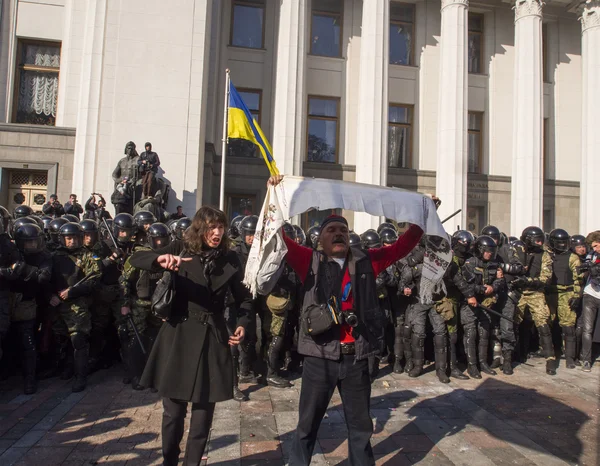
[283,224,424,343]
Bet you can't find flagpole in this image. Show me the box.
[219,69,231,211]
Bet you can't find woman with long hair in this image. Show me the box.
[130,206,253,466]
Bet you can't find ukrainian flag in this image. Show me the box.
[228,82,279,176]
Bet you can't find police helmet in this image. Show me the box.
[520,226,545,252]
[306,225,321,249]
[13,205,33,219]
[62,214,80,223]
[377,222,396,235]
[451,230,475,255]
[175,217,192,240]
[229,215,245,239]
[14,224,45,255]
[148,223,171,250]
[570,234,587,255]
[474,235,498,261]
[48,217,69,243]
[100,219,114,242]
[113,213,136,243]
[240,215,259,239]
[40,216,53,233]
[11,217,37,238]
[133,211,157,232]
[282,223,296,241]
[509,236,519,245]
[349,231,361,247]
[0,206,12,236]
[80,219,99,247]
[379,228,398,245]
[481,225,501,244]
[361,229,382,249]
[549,228,570,253]
[58,222,84,250]
[293,225,306,245]
[512,239,526,254]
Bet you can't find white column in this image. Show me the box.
[354,0,389,233]
[435,0,469,230]
[510,0,544,236]
[71,0,108,197]
[579,0,600,234]
[272,0,307,177]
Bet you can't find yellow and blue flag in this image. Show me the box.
[228,82,279,176]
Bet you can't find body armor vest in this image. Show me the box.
[551,252,573,286]
[525,252,543,279]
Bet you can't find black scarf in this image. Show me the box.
[198,247,222,289]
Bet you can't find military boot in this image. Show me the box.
[538,324,557,375]
[403,324,413,373]
[393,357,404,374]
[22,350,37,395]
[266,337,292,388]
[408,334,424,378]
[72,346,89,393]
[449,333,468,380]
[502,350,514,375]
[434,335,450,384]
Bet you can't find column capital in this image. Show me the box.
[579,0,600,33]
[441,0,468,11]
[513,0,543,22]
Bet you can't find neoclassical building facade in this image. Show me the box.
[0,0,598,235]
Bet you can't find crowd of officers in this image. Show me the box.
[0,203,599,401]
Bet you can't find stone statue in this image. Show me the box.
[112,141,140,187]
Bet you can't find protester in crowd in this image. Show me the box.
[84,193,112,221]
[129,206,252,466]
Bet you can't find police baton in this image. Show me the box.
[71,272,101,289]
[475,303,517,325]
[127,313,147,355]
[441,209,462,225]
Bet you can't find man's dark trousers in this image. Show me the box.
[289,354,375,466]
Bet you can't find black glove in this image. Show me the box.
[510,276,529,290]
[568,297,581,310]
[12,261,27,277]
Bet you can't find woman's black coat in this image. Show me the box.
[130,240,252,403]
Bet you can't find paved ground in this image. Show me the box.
[0,357,598,466]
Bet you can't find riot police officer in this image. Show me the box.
[570,235,588,260]
[306,225,320,250]
[89,213,136,376]
[120,222,170,389]
[235,215,260,382]
[482,225,524,375]
[47,218,69,252]
[50,223,100,392]
[546,229,584,370]
[376,228,399,366]
[10,224,52,393]
[228,215,244,241]
[13,205,33,220]
[0,206,21,361]
[511,226,556,375]
[349,231,361,248]
[174,217,192,241]
[133,211,157,248]
[80,220,100,251]
[460,236,504,379]
[361,230,382,249]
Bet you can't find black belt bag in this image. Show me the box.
[302,303,335,336]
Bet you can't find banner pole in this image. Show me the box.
[219,69,231,211]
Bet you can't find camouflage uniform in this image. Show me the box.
[51,249,100,340]
[546,252,583,328]
[515,247,556,365]
[515,249,553,328]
